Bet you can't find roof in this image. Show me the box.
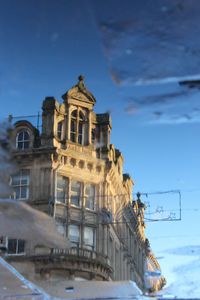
[34,279,142,299]
[0,257,49,299]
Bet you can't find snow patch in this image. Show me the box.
[156,245,200,298]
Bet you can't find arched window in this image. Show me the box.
[16,131,30,150]
[70,110,77,143]
[78,111,84,144]
[70,109,86,145]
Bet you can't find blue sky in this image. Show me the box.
[1,0,200,284]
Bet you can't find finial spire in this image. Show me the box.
[136,192,141,201]
[78,75,84,82]
[77,74,85,90]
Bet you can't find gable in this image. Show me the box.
[62,76,96,105]
[67,86,96,104]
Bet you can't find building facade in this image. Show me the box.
[4,76,165,292]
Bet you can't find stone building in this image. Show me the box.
[3,76,165,292]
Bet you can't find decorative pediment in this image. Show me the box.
[62,75,96,104]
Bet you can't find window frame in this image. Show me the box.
[78,111,84,145]
[70,110,77,143]
[56,220,66,237]
[57,121,63,140]
[6,238,25,255]
[11,169,30,200]
[70,109,86,145]
[70,180,82,207]
[83,226,96,251]
[85,183,96,211]
[69,224,80,247]
[16,130,30,150]
[56,174,68,204]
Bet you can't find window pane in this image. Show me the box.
[71,196,80,206]
[71,181,81,206]
[11,170,30,200]
[71,181,81,193]
[78,122,83,145]
[71,120,76,132]
[85,184,95,197]
[85,184,95,210]
[8,239,17,254]
[20,186,28,199]
[78,132,82,145]
[84,227,95,250]
[70,132,76,142]
[78,135,82,145]
[17,142,23,149]
[23,141,29,149]
[79,111,84,121]
[12,175,21,186]
[17,132,24,141]
[14,187,20,199]
[16,131,30,150]
[70,119,76,142]
[21,176,29,184]
[56,175,67,202]
[69,225,80,243]
[78,123,82,134]
[21,171,29,184]
[56,222,65,236]
[57,175,66,189]
[18,240,25,253]
[71,110,77,118]
[23,131,29,140]
[57,121,63,139]
[85,198,95,210]
[91,129,95,143]
[57,191,65,202]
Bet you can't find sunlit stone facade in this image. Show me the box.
[6,76,165,292]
